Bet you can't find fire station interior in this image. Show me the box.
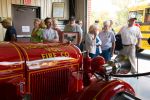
[0,0,150,100]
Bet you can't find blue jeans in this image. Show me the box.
[95,47,101,57]
[76,42,84,51]
[101,48,111,62]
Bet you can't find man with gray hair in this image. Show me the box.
[98,20,116,62]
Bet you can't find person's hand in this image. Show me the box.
[93,32,97,39]
[136,44,141,49]
[111,52,114,57]
[96,44,101,47]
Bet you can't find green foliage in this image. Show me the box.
[90,0,147,32]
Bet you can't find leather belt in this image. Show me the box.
[123,44,133,46]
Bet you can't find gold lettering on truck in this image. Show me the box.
[41,52,69,59]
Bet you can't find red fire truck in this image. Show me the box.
[0,42,139,100]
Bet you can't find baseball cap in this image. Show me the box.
[69,16,76,21]
[129,17,137,21]
[128,15,137,21]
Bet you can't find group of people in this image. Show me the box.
[30,17,60,43]
[85,17,142,74]
[30,17,84,46]
[0,16,142,74]
[0,17,60,43]
[85,20,116,62]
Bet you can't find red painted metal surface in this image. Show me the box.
[0,42,135,100]
[68,79,135,100]
[14,42,83,100]
[0,42,83,100]
[0,42,25,73]
[0,42,25,100]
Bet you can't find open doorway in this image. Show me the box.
[12,4,41,42]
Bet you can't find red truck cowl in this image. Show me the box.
[0,42,136,100]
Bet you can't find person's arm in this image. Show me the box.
[43,38,59,43]
[111,32,116,57]
[54,28,63,42]
[111,41,116,57]
[11,34,17,41]
[10,28,17,42]
[31,28,38,37]
[96,36,102,46]
[64,24,69,32]
[85,33,96,46]
[42,30,48,42]
[76,25,83,45]
[118,26,124,34]
[50,31,59,42]
[137,38,141,48]
[136,27,142,48]
[45,30,59,43]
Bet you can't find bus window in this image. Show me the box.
[129,10,143,23]
[136,10,143,23]
[129,11,136,18]
[145,8,150,23]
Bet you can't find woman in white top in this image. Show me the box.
[43,17,59,42]
[85,25,101,58]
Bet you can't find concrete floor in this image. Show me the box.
[113,50,150,100]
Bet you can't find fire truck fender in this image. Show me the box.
[67,79,135,100]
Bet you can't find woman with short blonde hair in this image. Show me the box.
[85,25,100,58]
[30,18,44,42]
[42,17,59,42]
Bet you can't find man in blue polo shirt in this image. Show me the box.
[0,18,17,41]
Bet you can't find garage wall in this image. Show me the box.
[0,0,69,41]
[75,0,87,33]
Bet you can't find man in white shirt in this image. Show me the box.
[43,17,59,42]
[119,17,142,74]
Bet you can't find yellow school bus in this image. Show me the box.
[128,1,150,50]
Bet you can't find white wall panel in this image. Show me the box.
[0,0,2,16]
[75,0,87,33]
[0,0,69,41]
[11,0,21,4]
[46,0,52,18]
[7,0,12,17]
[1,0,7,17]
